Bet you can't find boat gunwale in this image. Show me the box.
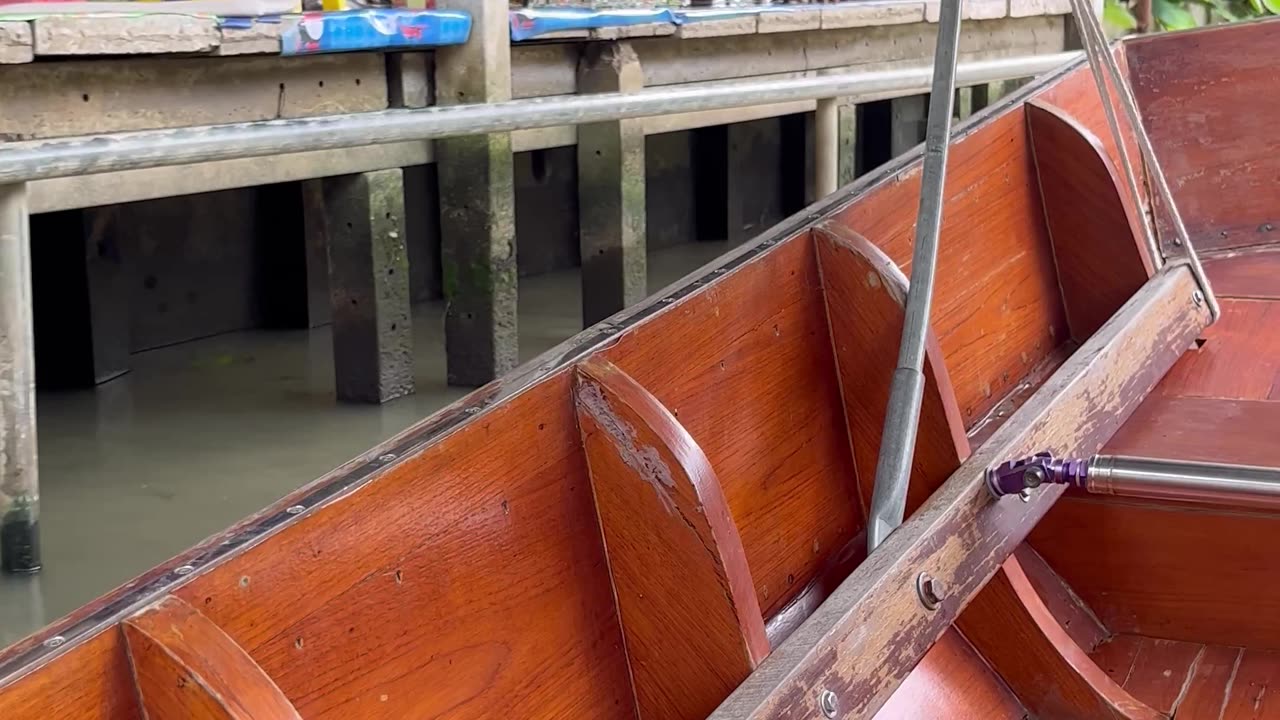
[0,53,1086,690]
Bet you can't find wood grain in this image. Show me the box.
[1027,100,1151,340]
[1014,544,1108,654]
[1174,645,1240,719]
[710,267,1209,720]
[829,104,1070,427]
[1203,247,1280,300]
[874,630,1025,719]
[123,595,301,719]
[175,373,636,720]
[956,556,1160,719]
[1126,19,1280,251]
[1154,298,1280,401]
[0,630,139,719]
[573,358,768,720]
[812,222,969,515]
[1220,649,1280,719]
[1092,635,1143,688]
[600,236,862,618]
[1121,636,1203,715]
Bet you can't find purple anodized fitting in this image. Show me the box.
[985,452,1092,498]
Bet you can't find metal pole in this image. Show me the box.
[814,97,840,198]
[866,0,962,552]
[1089,456,1280,509]
[0,182,40,574]
[0,52,1080,186]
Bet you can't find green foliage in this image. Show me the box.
[1102,0,1276,32]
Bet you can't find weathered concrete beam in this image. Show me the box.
[0,183,40,574]
[32,15,219,56]
[0,22,33,64]
[890,94,928,156]
[305,170,414,404]
[577,41,646,328]
[434,0,517,386]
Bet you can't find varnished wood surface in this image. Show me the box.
[830,104,1070,427]
[1089,636,1280,720]
[123,595,301,719]
[1204,247,1280,300]
[1014,544,1107,654]
[1026,100,1150,340]
[711,267,1209,720]
[0,631,139,718]
[813,222,969,515]
[1127,18,1280,251]
[1033,251,1280,651]
[573,359,768,720]
[957,556,1159,720]
[874,631,1025,719]
[599,236,862,618]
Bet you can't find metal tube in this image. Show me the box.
[867,0,962,552]
[1089,455,1280,510]
[0,182,40,574]
[0,52,1080,185]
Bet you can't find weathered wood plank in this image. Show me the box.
[124,595,301,719]
[574,358,768,720]
[709,265,1209,720]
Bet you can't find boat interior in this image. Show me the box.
[1,17,1277,720]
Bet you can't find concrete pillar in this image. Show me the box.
[955,87,974,121]
[727,118,783,244]
[837,100,859,187]
[0,183,40,574]
[814,97,839,198]
[305,170,414,404]
[434,0,517,386]
[388,52,443,306]
[577,41,646,328]
[890,94,928,157]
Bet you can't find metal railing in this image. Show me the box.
[0,51,1080,185]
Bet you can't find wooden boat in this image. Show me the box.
[2,16,1278,720]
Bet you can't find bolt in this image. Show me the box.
[42,635,66,649]
[916,572,944,610]
[1020,488,1033,503]
[174,565,194,576]
[819,689,839,718]
[1193,291,1205,306]
[285,505,305,515]
[1173,237,1183,247]
[1022,465,1048,488]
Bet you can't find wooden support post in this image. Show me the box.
[837,100,858,188]
[577,41,647,328]
[124,595,303,719]
[574,358,769,719]
[890,94,928,156]
[0,182,39,574]
[306,170,414,404]
[814,98,839,198]
[435,0,517,386]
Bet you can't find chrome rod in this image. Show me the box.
[866,0,962,552]
[0,52,1080,185]
[1091,456,1280,510]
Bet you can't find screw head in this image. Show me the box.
[285,505,305,515]
[1173,237,1183,246]
[1193,290,1205,306]
[916,572,944,610]
[1022,465,1047,488]
[174,564,194,576]
[1019,488,1033,503]
[42,635,66,649]
[378,453,397,463]
[819,689,839,718]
